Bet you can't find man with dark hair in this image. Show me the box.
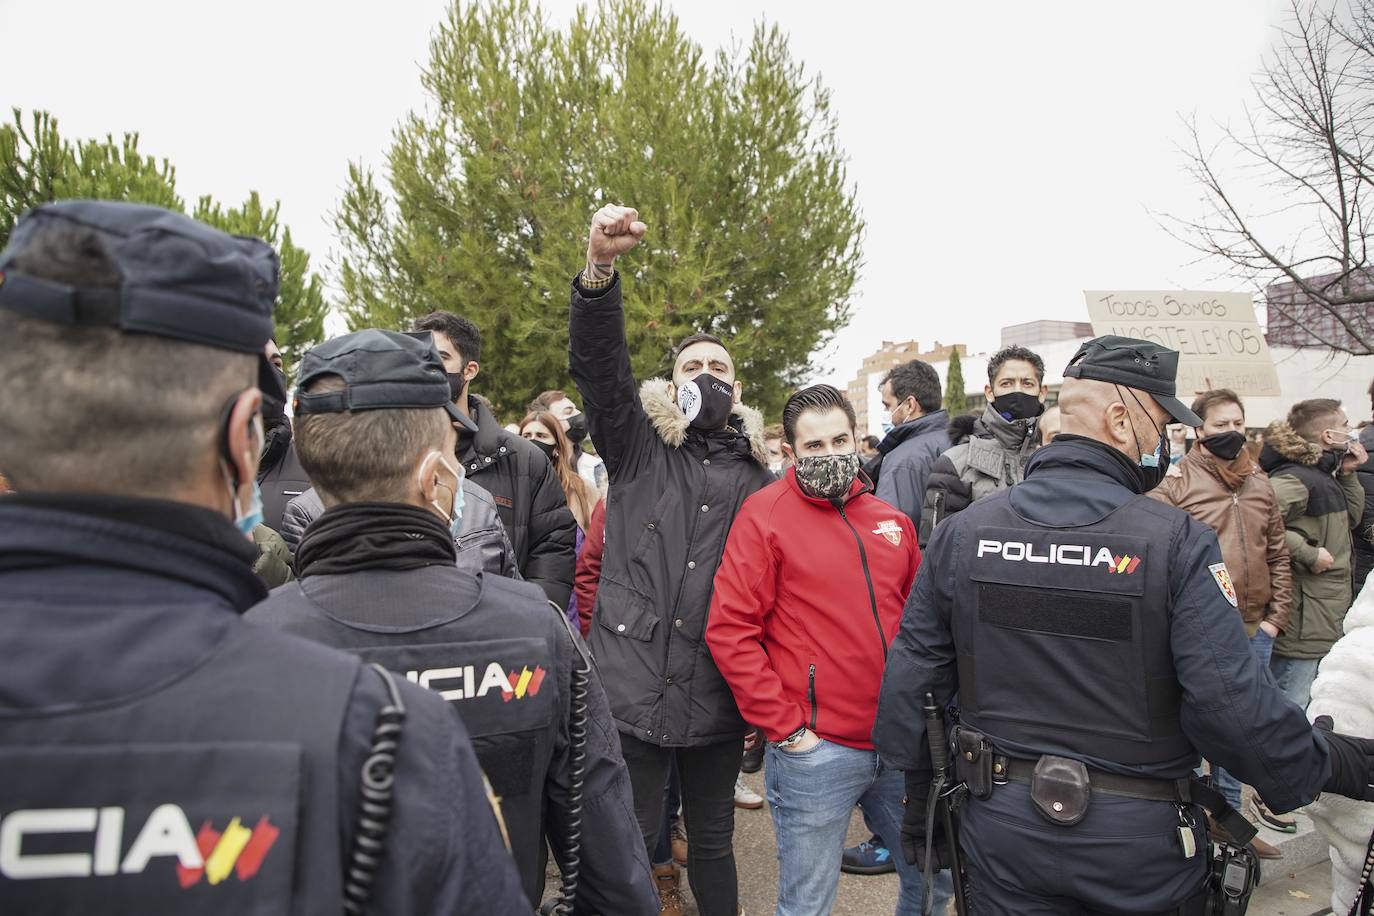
[707,384,949,916]
[568,205,774,916]
[859,434,881,461]
[246,329,656,915]
[412,310,576,606]
[1262,397,1368,707]
[921,345,1047,540]
[866,359,948,529]
[0,201,525,914]
[875,336,1374,914]
[1150,388,1293,848]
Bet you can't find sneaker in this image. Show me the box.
[670,818,688,866]
[653,863,684,916]
[840,836,895,875]
[734,775,764,809]
[1250,796,1297,834]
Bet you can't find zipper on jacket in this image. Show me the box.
[808,664,818,729]
[1231,489,1251,619]
[836,503,888,660]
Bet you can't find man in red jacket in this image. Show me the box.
[706,384,950,916]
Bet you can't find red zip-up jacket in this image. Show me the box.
[705,468,920,749]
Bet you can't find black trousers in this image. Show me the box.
[619,734,739,916]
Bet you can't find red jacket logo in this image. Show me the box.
[871,519,903,546]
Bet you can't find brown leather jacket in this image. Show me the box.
[1150,447,1293,634]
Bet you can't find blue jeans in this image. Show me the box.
[1212,628,1276,809]
[765,739,952,916]
[1270,654,1321,709]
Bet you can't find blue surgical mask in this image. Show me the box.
[421,452,465,538]
[236,480,265,536]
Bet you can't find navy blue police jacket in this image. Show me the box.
[246,555,658,915]
[872,435,1334,815]
[0,495,527,916]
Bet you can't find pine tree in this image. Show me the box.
[335,0,864,417]
[943,348,966,414]
[0,109,326,372]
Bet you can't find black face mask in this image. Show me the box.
[566,413,588,447]
[261,365,289,421]
[1118,386,1170,492]
[991,392,1044,422]
[528,439,557,464]
[677,373,735,430]
[1199,430,1247,462]
[446,372,465,402]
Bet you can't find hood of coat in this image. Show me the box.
[639,378,769,465]
[1260,420,1323,470]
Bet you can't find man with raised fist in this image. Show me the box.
[569,205,775,916]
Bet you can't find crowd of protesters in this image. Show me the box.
[2,198,1373,916]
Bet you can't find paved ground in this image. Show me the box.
[547,767,1338,914]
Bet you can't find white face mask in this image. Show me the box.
[418,451,465,538]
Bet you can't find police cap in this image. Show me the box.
[0,200,287,402]
[1063,335,1203,427]
[293,328,479,432]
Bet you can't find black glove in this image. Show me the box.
[1316,716,1374,801]
[899,772,953,871]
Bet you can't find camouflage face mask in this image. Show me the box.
[793,453,861,501]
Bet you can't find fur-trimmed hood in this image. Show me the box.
[1262,420,1323,466]
[638,378,769,466]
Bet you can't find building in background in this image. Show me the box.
[1265,272,1374,353]
[1001,320,1094,349]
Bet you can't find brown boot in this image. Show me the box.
[670,817,688,866]
[653,863,684,916]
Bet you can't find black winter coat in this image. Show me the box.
[257,427,310,536]
[458,397,576,607]
[570,275,775,747]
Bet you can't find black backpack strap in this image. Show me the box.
[343,663,408,915]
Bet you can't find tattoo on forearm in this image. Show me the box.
[585,260,614,281]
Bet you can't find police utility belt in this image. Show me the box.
[952,726,1253,840]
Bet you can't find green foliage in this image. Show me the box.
[0,109,326,372]
[335,0,864,417]
[943,348,965,414]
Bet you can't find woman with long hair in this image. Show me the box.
[520,411,598,530]
[521,411,602,625]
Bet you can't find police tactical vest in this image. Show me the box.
[249,566,558,902]
[0,624,355,915]
[953,493,1192,766]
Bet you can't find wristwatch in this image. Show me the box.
[774,726,809,749]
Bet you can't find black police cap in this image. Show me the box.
[1063,335,1202,427]
[0,200,287,402]
[293,328,479,433]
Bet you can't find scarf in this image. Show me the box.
[295,502,456,578]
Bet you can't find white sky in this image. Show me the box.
[1,0,1292,387]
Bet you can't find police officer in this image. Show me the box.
[873,335,1374,914]
[0,201,526,915]
[246,329,658,915]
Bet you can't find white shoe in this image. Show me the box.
[733,775,764,809]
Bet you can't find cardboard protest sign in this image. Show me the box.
[1083,290,1281,397]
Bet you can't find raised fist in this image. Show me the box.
[585,205,647,279]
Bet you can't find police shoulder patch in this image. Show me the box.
[1208,562,1238,608]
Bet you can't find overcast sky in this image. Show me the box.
[1,0,1292,386]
